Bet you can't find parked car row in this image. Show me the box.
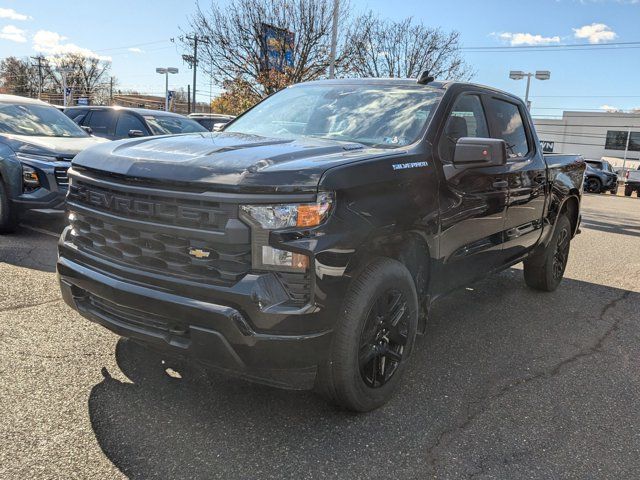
[0,94,235,231]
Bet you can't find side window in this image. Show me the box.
[438,94,489,163]
[485,97,530,159]
[86,109,116,136]
[115,113,147,137]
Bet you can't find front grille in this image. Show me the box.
[68,180,230,231]
[54,167,69,189]
[66,172,252,286]
[69,211,251,285]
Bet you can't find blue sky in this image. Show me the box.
[1,0,639,116]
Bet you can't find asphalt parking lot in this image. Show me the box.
[1,194,639,480]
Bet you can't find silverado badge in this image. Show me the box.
[188,248,211,259]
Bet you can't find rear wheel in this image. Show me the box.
[585,177,601,193]
[315,258,418,412]
[0,180,18,233]
[523,214,571,292]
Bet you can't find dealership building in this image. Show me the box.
[533,111,640,171]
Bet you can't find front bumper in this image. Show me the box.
[11,159,70,213]
[57,253,334,390]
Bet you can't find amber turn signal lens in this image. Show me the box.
[292,252,309,270]
[296,204,323,227]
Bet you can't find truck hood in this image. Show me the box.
[2,134,108,158]
[72,132,396,192]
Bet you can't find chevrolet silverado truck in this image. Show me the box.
[57,78,585,411]
[624,168,640,197]
[0,94,107,232]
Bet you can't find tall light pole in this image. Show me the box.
[328,0,339,79]
[509,70,550,110]
[156,67,179,111]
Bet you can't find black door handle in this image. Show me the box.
[492,180,509,189]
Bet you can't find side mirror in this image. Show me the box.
[128,129,145,138]
[453,137,507,168]
[81,125,93,135]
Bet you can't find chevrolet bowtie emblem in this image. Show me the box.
[188,248,211,259]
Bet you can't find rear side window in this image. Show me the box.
[86,109,116,136]
[115,113,147,137]
[486,98,530,159]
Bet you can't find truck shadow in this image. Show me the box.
[87,269,640,479]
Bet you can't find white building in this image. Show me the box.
[534,111,640,171]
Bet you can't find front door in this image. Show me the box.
[434,93,510,294]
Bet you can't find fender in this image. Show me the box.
[0,143,20,198]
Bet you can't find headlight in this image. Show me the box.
[22,165,40,190]
[240,192,333,230]
[16,152,58,162]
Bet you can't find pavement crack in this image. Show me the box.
[425,288,632,473]
[0,297,62,313]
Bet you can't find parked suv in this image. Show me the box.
[58,78,585,411]
[584,159,618,194]
[0,94,106,232]
[64,106,207,140]
[188,113,235,131]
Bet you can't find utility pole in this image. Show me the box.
[31,55,44,99]
[182,34,211,113]
[622,127,631,176]
[328,0,339,79]
[187,84,191,114]
[109,76,114,105]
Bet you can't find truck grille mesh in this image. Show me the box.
[69,212,251,285]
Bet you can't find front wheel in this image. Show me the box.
[0,180,18,233]
[625,186,633,197]
[523,214,572,292]
[315,258,418,412]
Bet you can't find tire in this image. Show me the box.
[0,180,18,233]
[523,214,571,292]
[625,186,632,197]
[584,177,601,193]
[315,257,418,412]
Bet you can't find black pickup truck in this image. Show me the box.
[58,78,585,411]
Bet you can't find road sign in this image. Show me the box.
[540,140,554,153]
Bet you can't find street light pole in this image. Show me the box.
[156,67,179,111]
[509,70,550,110]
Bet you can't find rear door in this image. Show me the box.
[484,95,547,262]
[434,92,510,293]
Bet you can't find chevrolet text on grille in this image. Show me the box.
[71,185,219,225]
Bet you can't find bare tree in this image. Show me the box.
[44,54,112,100]
[0,57,39,96]
[182,0,352,97]
[346,14,473,81]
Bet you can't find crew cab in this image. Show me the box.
[57,78,585,411]
[0,95,107,232]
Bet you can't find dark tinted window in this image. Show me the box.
[115,113,147,137]
[195,118,215,131]
[486,98,529,159]
[438,94,489,163]
[605,130,640,151]
[86,109,116,136]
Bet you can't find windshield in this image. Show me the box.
[225,83,442,148]
[143,115,208,135]
[0,102,89,138]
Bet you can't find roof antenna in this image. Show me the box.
[417,70,434,85]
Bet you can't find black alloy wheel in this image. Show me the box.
[358,289,409,388]
[552,226,570,280]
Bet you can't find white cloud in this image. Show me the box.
[0,7,31,21]
[495,32,561,46]
[0,25,26,42]
[573,23,617,43]
[32,30,111,60]
[600,104,622,112]
[128,47,144,53]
